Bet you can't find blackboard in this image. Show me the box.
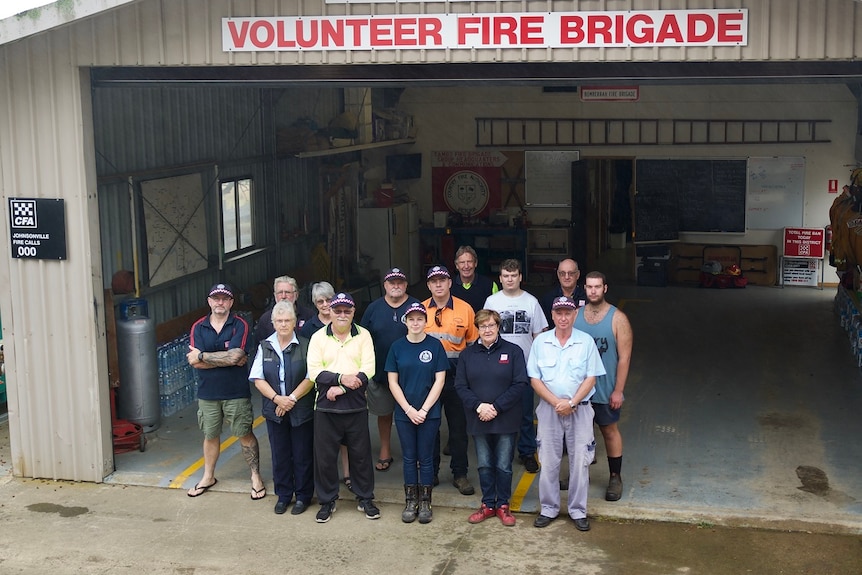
[634,159,746,242]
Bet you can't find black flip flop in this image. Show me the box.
[187,478,218,497]
[251,485,267,501]
[375,457,394,472]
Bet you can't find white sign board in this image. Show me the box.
[782,257,819,287]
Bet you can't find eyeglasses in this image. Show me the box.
[315,298,332,305]
[434,307,443,327]
[477,324,497,331]
[275,290,297,296]
[331,308,353,315]
[558,270,579,277]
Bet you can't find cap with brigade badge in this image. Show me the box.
[384,268,408,283]
[208,283,234,299]
[426,265,451,280]
[329,292,355,308]
[551,296,578,310]
[401,301,427,323]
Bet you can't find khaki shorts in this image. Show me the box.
[197,398,254,440]
[365,377,395,416]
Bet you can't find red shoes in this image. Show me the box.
[468,504,496,524]
[496,505,516,527]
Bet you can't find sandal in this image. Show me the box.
[342,476,353,492]
[375,457,394,472]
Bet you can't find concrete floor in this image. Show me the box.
[99,279,862,534]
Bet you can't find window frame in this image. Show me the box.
[219,175,255,256]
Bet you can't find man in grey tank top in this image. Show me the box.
[574,271,633,502]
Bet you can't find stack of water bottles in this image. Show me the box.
[835,288,862,368]
[157,334,201,418]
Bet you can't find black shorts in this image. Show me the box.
[592,402,621,426]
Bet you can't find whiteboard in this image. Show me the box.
[746,157,805,230]
[141,173,208,286]
[525,151,579,206]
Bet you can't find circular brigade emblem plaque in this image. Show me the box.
[444,170,489,216]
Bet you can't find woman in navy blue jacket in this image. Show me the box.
[455,309,528,527]
[249,301,315,516]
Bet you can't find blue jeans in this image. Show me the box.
[473,432,516,508]
[395,417,440,486]
[517,386,537,458]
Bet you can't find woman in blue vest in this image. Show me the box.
[249,300,315,515]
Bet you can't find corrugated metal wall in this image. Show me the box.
[0,32,113,481]
[95,86,335,325]
[59,0,862,67]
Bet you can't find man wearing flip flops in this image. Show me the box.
[186,283,268,502]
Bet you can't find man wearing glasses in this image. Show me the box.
[451,246,499,313]
[307,292,380,523]
[254,275,314,346]
[540,259,587,325]
[423,265,479,495]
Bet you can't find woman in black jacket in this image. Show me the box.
[455,309,528,527]
[249,300,315,515]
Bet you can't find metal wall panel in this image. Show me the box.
[58,0,862,66]
[0,30,113,482]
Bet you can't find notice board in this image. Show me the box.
[141,173,208,286]
[634,159,746,243]
[525,151,580,206]
[747,157,805,230]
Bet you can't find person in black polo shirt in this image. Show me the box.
[186,283,266,501]
[451,246,499,313]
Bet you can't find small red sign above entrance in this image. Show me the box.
[579,86,639,102]
[783,227,825,259]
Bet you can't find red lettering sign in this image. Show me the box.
[222,10,749,52]
[783,227,825,259]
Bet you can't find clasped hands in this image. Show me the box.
[476,402,497,422]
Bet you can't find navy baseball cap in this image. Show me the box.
[384,268,408,283]
[401,301,427,322]
[426,265,451,280]
[208,283,234,299]
[329,292,355,308]
[551,296,578,310]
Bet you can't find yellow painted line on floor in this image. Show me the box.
[168,415,266,489]
[509,467,537,512]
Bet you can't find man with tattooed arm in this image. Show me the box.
[186,283,267,501]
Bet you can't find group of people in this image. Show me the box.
[184,247,632,532]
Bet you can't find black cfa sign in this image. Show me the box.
[8,198,67,260]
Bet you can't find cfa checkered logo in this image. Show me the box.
[11,199,37,228]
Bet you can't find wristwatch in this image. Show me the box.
[198,351,204,362]
[568,400,576,410]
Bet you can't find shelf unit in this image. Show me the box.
[295,138,415,158]
[527,227,570,285]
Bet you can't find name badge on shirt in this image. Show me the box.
[499,354,509,364]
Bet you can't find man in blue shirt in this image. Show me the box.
[528,296,605,532]
[186,283,266,501]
